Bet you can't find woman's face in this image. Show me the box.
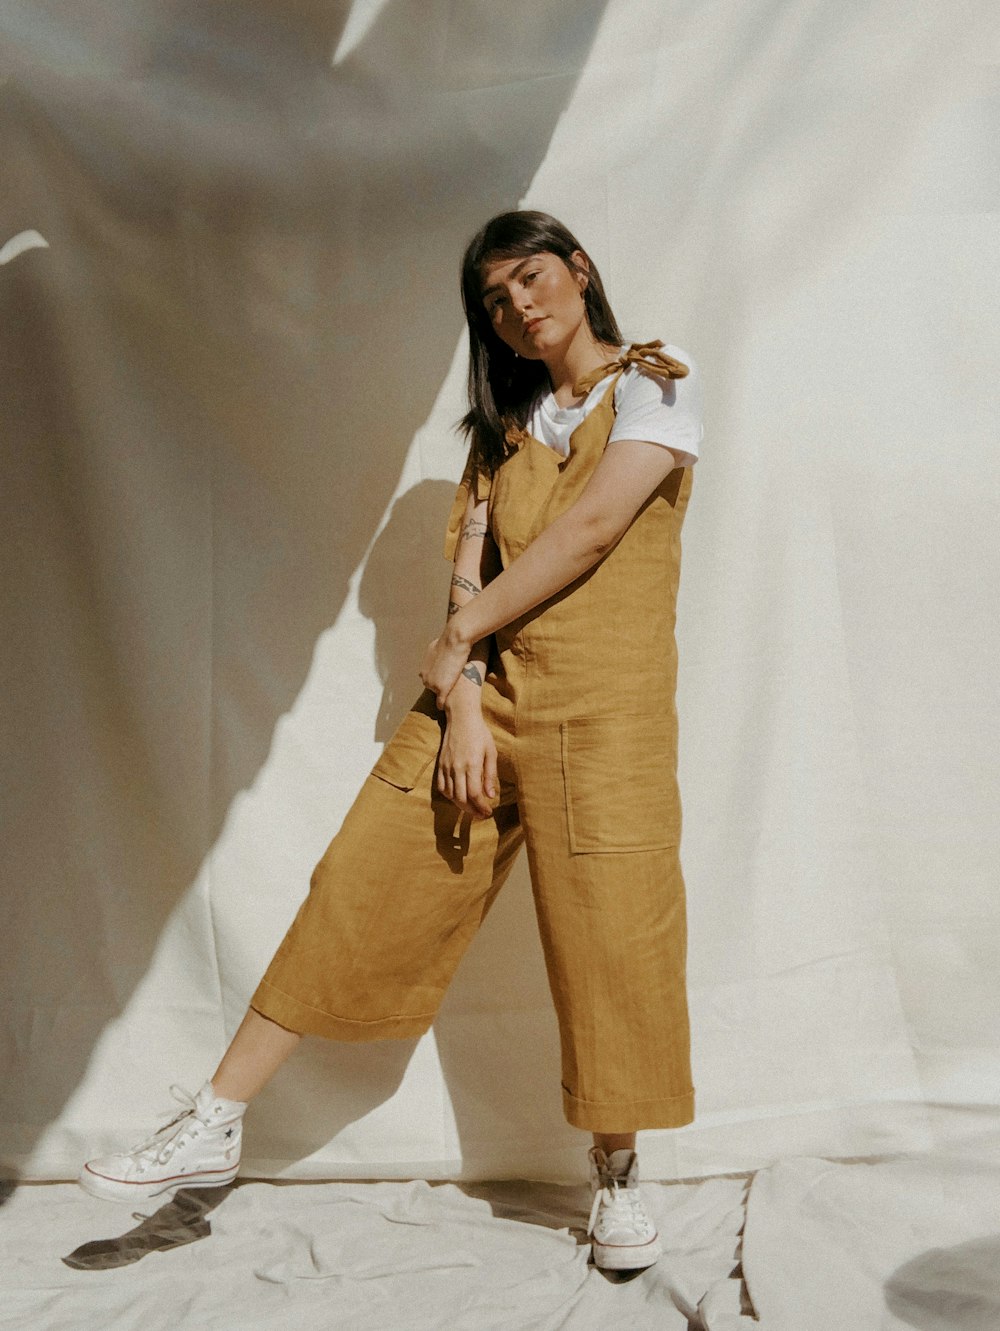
[479,249,591,361]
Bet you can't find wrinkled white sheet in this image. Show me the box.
[6,1146,1000,1329]
[0,1174,753,1330]
[3,0,1000,1183]
[744,1137,1000,1330]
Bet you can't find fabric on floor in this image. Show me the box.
[8,1146,1000,1328]
[743,1139,1000,1331]
[0,1174,753,1330]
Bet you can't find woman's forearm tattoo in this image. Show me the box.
[461,664,484,686]
[450,573,481,598]
[461,518,488,542]
[447,600,461,617]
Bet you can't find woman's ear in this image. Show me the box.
[570,249,590,294]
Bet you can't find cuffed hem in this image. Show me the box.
[562,1083,695,1132]
[249,980,435,1043]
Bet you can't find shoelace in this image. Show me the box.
[587,1177,651,1237]
[125,1084,204,1167]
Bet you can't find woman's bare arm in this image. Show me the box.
[442,486,501,715]
[434,485,503,817]
[421,440,683,705]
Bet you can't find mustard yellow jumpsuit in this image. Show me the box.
[250,342,695,1133]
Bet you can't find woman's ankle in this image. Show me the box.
[591,1131,636,1157]
[205,1076,251,1107]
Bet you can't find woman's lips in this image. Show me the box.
[523,317,545,334]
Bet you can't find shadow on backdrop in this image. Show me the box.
[247,480,573,1176]
[0,0,612,1177]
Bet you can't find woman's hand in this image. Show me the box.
[419,624,473,709]
[437,702,498,818]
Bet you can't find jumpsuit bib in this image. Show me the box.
[251,341,696,1133]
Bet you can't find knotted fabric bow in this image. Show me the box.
[572,339,689,398]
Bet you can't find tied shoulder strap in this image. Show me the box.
[572,339,689,398]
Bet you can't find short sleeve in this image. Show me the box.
[608,345,704,467]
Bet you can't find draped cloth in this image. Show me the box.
[4,0,997,1188]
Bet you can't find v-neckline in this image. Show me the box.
[520,378,618,467]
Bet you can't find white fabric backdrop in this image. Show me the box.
[2,0,998,1182]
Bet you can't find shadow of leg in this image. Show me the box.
[62,1182,237,1271]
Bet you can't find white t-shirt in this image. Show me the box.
[525,342,703,468]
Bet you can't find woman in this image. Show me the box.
[79,210,703,1273]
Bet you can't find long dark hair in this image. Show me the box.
[458,210,624,482]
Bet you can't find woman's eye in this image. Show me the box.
[524,271,539,283]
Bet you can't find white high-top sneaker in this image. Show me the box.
[78,1081,246,1203]
[587,1147,663,1271]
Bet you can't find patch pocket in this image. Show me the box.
[370,694,443,792]
[560,713,680,854]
